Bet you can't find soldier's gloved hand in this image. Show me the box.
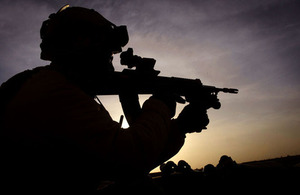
[151,93,177,118]
[176,104,210,133]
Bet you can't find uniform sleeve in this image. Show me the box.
[111,98,185,172]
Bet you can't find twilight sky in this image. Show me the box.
[1,0,300,171]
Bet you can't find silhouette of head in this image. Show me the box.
[217,155,237,169]
[177,160,192,172]
[203,164,216,176]
[160,161,177,175]
[40,5,128,71]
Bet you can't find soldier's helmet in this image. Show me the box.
[40,5,128,61]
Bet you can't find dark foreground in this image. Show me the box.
[152,155,300,194]
[97,155,300,194]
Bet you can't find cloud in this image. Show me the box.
[0,0,54,82]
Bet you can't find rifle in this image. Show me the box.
[96,48,238,125]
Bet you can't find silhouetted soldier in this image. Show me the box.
[203,164,217,177]
[217,155,237,170]
[160,161,178,176]
[177,160,192,173]
[0,5,209,194]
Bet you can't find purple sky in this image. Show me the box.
[1,0,300,169]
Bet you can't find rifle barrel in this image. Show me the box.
[96,70,238,97]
